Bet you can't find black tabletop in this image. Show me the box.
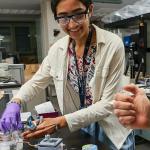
[23,128,108,150]
[0,82,21,89]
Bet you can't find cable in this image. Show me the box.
[18,140,38,148]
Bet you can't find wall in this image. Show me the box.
[147,20,150,48]
[35,18,43,63]
[146,20,150,73]
[40,0,66,58]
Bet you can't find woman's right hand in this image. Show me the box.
[0,102,22,133]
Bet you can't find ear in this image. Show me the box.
[88,4,94,17]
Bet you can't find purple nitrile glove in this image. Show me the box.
[0,102,23,133]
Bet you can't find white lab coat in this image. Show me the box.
[15,25,132,149]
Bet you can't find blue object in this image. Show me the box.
[27,115,36,130]
[123,35,132,47]
[26,115,43,130]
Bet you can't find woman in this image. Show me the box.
[0,0,135,149]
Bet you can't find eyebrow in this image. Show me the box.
[57,8,86,16]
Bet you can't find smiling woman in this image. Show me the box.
[52,0,93,43]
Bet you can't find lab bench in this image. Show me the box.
[23,128,108,150]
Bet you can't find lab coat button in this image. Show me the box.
[59,48,63,51]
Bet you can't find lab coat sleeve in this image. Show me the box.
[13,52,53,102]
[64,38,125,132]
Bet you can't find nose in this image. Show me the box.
[68,18,78,28]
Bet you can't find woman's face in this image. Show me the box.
[56,0,93,41]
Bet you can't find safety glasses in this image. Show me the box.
[55,10,88,26]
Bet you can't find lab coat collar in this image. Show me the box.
[92,24,105,45]
[57,35,70,54]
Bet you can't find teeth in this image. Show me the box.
[70,29,78,32]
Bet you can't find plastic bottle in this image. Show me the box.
[82,144,98,150]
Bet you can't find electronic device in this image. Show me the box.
[38,135,63,150]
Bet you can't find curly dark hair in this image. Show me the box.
[51,0,93,18]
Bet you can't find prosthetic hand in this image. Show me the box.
[0,102,23,133]
[22,116,67,139]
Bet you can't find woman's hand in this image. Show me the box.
[0,102,22,133]
[22,116,67,139]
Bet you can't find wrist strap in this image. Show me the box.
[7,101,21,107]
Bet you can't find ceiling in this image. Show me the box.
[94,0,137,17]
[0,0,40,10]
[0,0,138,16]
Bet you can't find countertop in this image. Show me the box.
[23,128,108,150]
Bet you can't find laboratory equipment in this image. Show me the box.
[82,144,98,150]
[38,134,63,150]
[21,112,43,131]
[0,131,23,150]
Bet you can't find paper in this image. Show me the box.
[20,112,31,122]
[35,101,55,114]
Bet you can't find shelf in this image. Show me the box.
[104,13,150,28]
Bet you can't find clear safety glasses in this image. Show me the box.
[55,10,88,26]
